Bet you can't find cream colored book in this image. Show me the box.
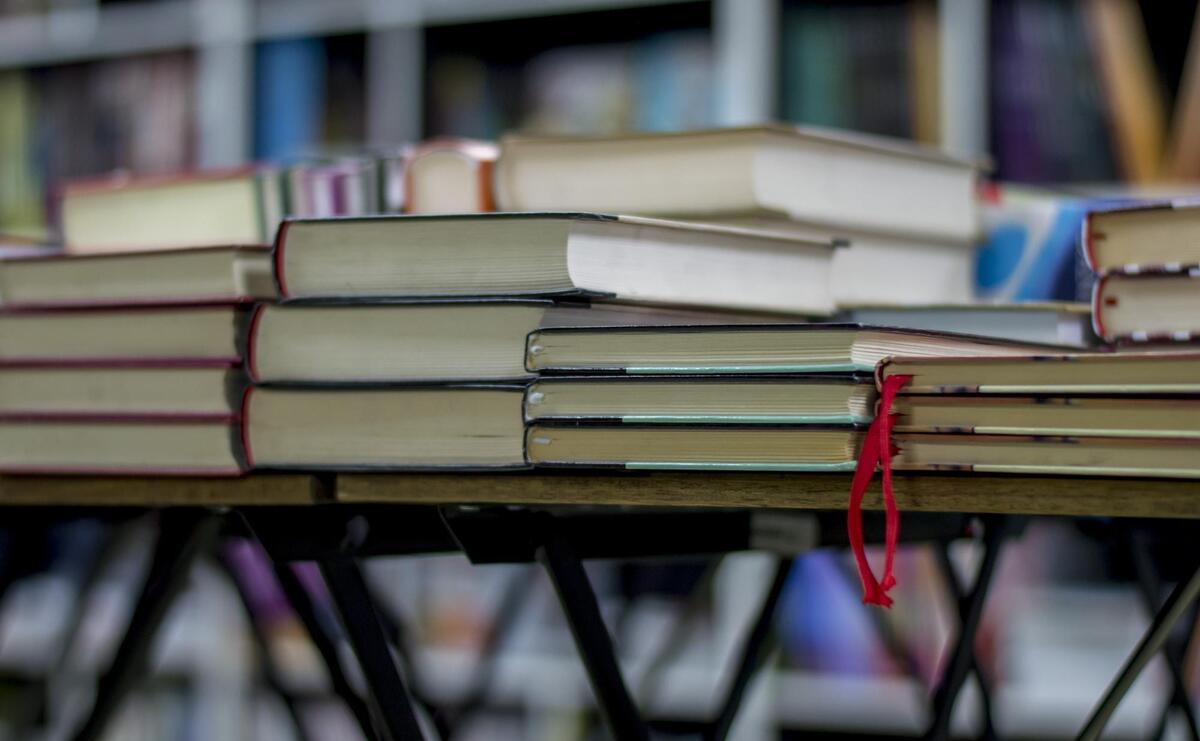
[274,213,837,316]
[243,387,527,470]
[495,126,979,241]
[524,378,874,425]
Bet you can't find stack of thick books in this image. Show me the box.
[0,176,278,473]
[239,212,840,469]
[875,353,1200,477]
[1085,200,1200,344]
[237,128,1061,473]
[495,126,981,308]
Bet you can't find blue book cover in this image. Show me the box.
[977,184,1095,302]
[254,38,325,162]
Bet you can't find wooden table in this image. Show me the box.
[2,471,1197,741]
[3,472,1198,519]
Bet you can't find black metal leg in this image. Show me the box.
[705,557,794,741]
[216,547,312,741]
[71,510,218,741]
[269,559,379,741]
[319,557,426,741]
[1129,531,1200,741]
[365,581,452,740]
[925,517,1007,741]
[1078,559,1200,741]
[935,545,998,741]
[536,531,650,741]
[444,566,537,735]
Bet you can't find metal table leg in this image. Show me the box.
[71,510,218,741]
[1078,559,1200,741]
[319,557,427,741]
[934,543,998,741]
[217,548,312,741]
[705,557,794,741]
[926,517,1007,741]
[536,530,650,741]
[269,559,379,741]
[1129,531,1200,741]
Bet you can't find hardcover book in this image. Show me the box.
[523,377,874,425]
[273,213,837,315]
[1092,269,1200,342]
[0,246,273,308]
[242,386,527,470]
[248,300,775,384]
[0,417,244,475]
[60,168,283,254]
[0,306,248,365]
[0,365,245,418]
[878,353,1200,394]
[525,324,1063,375]
[494,125,979,241]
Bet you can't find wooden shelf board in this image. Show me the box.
[0,474,320,506]
[337,472,1200,519]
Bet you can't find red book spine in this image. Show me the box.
[240,386,256,469]
[245,304,266,382]
[272,221,291,299]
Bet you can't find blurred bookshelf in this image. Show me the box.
[7,0,1200,237]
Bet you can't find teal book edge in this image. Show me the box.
[626,363,871,374]
[619,414,872,425]
[625,461,859,472]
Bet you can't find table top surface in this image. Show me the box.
[0,471,1196,519]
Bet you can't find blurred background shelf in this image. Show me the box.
[6,0,1199,237]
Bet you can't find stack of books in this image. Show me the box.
[876,353,1200,477]
[494,125,981,308]
[239,212,841,470]
[1085,200,1200,344]
[235,128,1062,473]
[521,325,1045,470]
[0,178,273,467]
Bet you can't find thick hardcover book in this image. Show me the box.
[0,305,249,365]
[890,396,1200,438]
[60,167,283,254]
[272,213,837,315]
[0,364,245,419]
[523,376,874,425]
[842,302,1096,348]
[1091,269,1200,342]
[494,125,980,241]
[525,323,1066,376]
[878,353,1200,394]
[0,417,245,475]
[524,424,1200,477]
[0,246,273,308]
[1083,199,1200,273]
[247,300,779,385]
[242,386,528,470]
[525,424,862,471]
[890,433,1200,479]
[404,138,498,214]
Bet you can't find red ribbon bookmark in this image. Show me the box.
[847,373,911,608]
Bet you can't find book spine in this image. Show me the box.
[271,221,291,299]
[1091,273,1109,340]
[245,304,267,383]
[239,386,256,469]
[1081,211,1100,272]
